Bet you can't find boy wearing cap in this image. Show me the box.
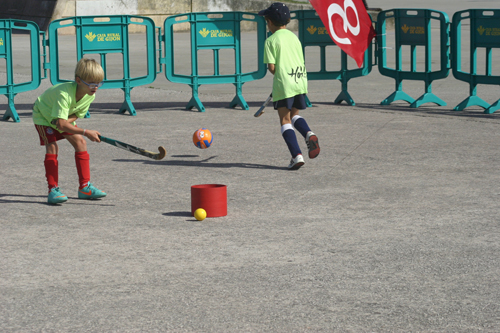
[258,2,320,170]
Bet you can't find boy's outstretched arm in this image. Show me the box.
[55,118,101,142]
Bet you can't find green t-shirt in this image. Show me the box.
[263,29,308,102]
[32,82,95,132]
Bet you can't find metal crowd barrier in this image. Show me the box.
[4,8,500,122]
[0,19,43,122]
[377,9,450,108]
[163,12,267,112]
[451,9,500,113]
[48,15,157,116]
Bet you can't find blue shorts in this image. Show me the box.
[273,94,307,110]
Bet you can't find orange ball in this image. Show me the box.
[193,128,213,149]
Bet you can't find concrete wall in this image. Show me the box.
[51,0,313,33]
[1,0,381,34]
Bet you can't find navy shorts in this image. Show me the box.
[273,94,307,110]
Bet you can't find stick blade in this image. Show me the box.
[254,94,272,117]
[156,146,167,160]
[254,107,265,117]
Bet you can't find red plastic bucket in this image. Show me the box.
[191,184,227,218]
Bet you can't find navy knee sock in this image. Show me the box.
[281,124,302,158]
[292,115,311,138]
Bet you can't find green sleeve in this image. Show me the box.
[264,40,275,64]
[51,90,71,121]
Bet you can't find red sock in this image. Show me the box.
[75,151,91,189]
[44,154,58,190]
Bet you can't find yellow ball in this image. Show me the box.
[194,208,207,221]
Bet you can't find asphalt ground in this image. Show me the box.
[1,1,500,331]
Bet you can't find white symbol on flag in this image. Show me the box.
[327,0,360,45]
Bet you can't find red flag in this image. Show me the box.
[309,0,375,67]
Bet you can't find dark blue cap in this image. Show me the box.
[258,2,291,25]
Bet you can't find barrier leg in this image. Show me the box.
[229,83,249,110]
[453,84,489,111]
[485,99,500,114]
[118,88,137,116]
[334,90,355,106]
[453,96,489,111]
[411,82,446,108]
[411,93,446,108]
[3,96,21,122]
[186,85,205,112]
[382,91,415,105]
[119,98,137,116]
[381,80,414,105]
[229,93,248,109]
[334,78,355,105]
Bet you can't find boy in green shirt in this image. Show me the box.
[259,2,320,170]
[33,58,107,204]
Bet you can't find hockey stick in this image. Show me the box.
[99,135,166,160]
[254,93,272,117]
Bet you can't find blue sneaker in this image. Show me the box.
[48,187,68,204]
[78,182,107,200]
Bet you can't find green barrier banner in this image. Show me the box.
[82,26,124,51]
[196,22,235,46]
[302,20,331,44]
[474,19,500,46]
[399,17,427,45]
[0,30,6,55]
